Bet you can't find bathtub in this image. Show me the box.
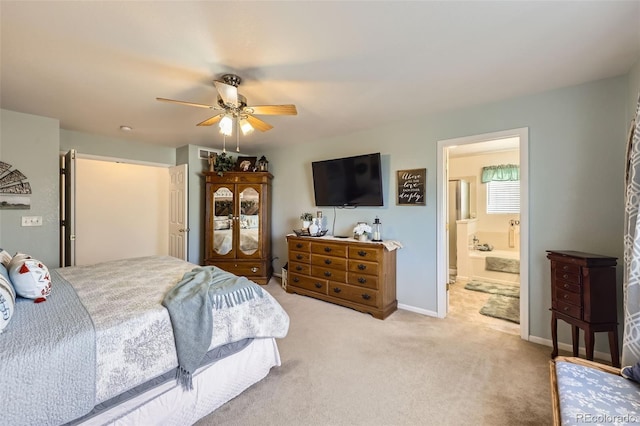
[463,249,520,285]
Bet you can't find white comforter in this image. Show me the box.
[56,255,289,404]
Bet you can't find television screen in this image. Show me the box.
[311,153,383,207]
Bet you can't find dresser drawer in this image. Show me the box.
[289,261,311,275]
[290,251,311,263]
[555,271,581,285]
[555,262,581,275]
[329,283,378,308]
[554,280,581,294]
[555,287,582,307]
[349,246,381,262]
[218,262,264,277]
[311,242,347,257]
[311,266,347,283]
[312,254,347,270]
[556,300,582,318]
[348,259,379,276]
[289,273,327,294]
[348,272,379,290]
[289,239,311,252]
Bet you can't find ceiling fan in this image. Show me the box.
[156,74,297,138]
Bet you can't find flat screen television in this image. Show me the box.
[311,153,383,207]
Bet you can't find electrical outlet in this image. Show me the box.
[21,216,43,227]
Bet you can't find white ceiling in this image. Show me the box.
[1,1,639,151]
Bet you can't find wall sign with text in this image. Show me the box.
[396,168,426,205]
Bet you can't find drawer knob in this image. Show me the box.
[358,277,367,284]
[563,274,569,279]
[362,293,371,300]
[251,267,258,273]
[296,254,303,260]
[564,306,569,311]
[358,250,367,257]
[563,283,569,289]
[324,247,332,252]
[357,264,366,270]
[324,271,332,277]
[296,243,303,248]
[333,287,342,293]
[296,265,302,271]
[324,259,332,265]
[563,294,569,299]
[293,277,299,283]
[315,283,322,289]
[563,265,569,271]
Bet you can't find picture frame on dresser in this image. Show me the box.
[235,156,257,172]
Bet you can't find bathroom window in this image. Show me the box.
[486,180,520,214]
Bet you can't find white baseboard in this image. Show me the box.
[527,335,616,364]
[398,303,438,317]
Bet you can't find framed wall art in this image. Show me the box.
[397,168,426,205]
[0,161,31,209]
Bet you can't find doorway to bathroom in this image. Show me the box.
[436,128,529,340]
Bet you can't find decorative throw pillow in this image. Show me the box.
[0,264,16,333]
[0,249,12,268]
[8,253,51,302]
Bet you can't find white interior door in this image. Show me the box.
[169,164,188,260]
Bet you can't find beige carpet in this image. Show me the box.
[195,279,552,426]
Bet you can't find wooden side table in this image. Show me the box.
[547,250,620,367]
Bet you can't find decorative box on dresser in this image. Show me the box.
[286,235,397,319]
[204,171,272,284]
[547,250,619,367]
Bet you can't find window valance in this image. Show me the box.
[481,164,519,183]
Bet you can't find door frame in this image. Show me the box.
[436,127,529,340]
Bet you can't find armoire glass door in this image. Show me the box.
[212,186,234,256]
[239,187,260,256]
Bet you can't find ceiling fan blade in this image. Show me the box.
[213,80,238,107]
[156,97,216,109]
[246,115,274,132]
[245,105,297,115]
[196,114,224,126]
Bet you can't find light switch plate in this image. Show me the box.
[21,216,43,227]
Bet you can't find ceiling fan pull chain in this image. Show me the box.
[236,118,240,152]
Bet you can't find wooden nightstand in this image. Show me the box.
[547,250,619,367]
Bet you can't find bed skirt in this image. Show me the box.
[75,337,281,425]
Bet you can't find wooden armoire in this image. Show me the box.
[204,171,273,284]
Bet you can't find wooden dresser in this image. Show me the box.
[286,236,397,319]
[547,250,619,367]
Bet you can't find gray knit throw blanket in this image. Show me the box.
[162,265,264,390]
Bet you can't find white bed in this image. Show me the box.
[77,337,280,425]
[1,255,289,426]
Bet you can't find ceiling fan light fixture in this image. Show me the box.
[219,115,233,136]
[239,118,254,135]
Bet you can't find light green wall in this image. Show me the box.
[1,68,636,351]
[0,110,60,267]
[60,129,176,165]
[261,75,628,348]
[629,58,640,122]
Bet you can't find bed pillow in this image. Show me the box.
[0,264,16,333]
[214,219,230,230]
[8,253,51,302]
